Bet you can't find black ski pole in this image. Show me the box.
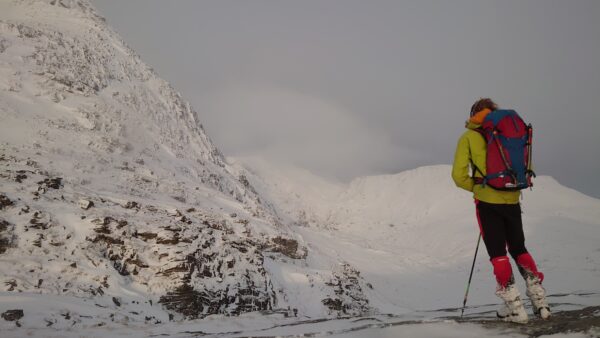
[461,233,482,318]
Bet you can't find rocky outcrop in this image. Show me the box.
[0,152,282,319]
[322,263,371,317]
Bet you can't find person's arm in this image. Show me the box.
[452,134,474,192]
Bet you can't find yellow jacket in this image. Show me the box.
[452,111,521,204]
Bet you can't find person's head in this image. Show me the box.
[470,98,498,117]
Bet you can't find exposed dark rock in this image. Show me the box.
[235,219,250,226]
[101,276,109,289]
[87,286,105,296]
[156,233,180,245]
[33,234,43,247]
[323,263,370,316]
[177,215,192,224]
[2,309,24,321]
[92,217,115,226]
[49,241,64,246]
[238,175,252,191]
[270,236,304,259]
[126,257,149,269]
[0,194,13,209]
[28,216,49,230]
[112,297,121,307]
[159,283,237,319]
[230,241,250,253]
[38,177,62,190]
[88,234,124,245]
[159,284,205,318]
[15,172,28,183]
[0,219,15,254]
[112,260,130,276]
[322,298,343,311]
[226,258,235,269]
[157,264,188,276]
[123,201,140,210]
[5,280,17,291]
[136,232,158,241]
[93,224,111,234]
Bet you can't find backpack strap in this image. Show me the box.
[471,128,487,186]
[471,164,486,186]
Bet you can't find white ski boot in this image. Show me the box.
[496,284,529,323]
[525,276,551,319]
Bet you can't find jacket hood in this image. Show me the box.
[465,107,492,130]
[465,121,481,130]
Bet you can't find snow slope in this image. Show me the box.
[237,157,600,313]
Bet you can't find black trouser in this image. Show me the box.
[475,200,528,260]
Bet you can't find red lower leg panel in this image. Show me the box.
[516,252,544,282]
[491,256,513,287]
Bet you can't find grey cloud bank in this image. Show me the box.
[92,0,600,197]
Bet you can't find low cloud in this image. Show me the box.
[196,85,427,181]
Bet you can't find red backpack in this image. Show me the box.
[473,110,535,191]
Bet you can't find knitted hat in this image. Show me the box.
[470,98,498,117]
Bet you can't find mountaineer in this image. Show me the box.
[452,98,550,323]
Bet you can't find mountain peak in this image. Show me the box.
[0,0,305,324]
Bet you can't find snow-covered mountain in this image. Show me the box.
[0,0,312,328]
[1,0,599,336]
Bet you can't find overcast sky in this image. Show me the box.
[92,0,600,198]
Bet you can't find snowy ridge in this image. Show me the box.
[227,157,345,228]
[0,0,231,185]
[0,0,319,330]
[331,165,469,228]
